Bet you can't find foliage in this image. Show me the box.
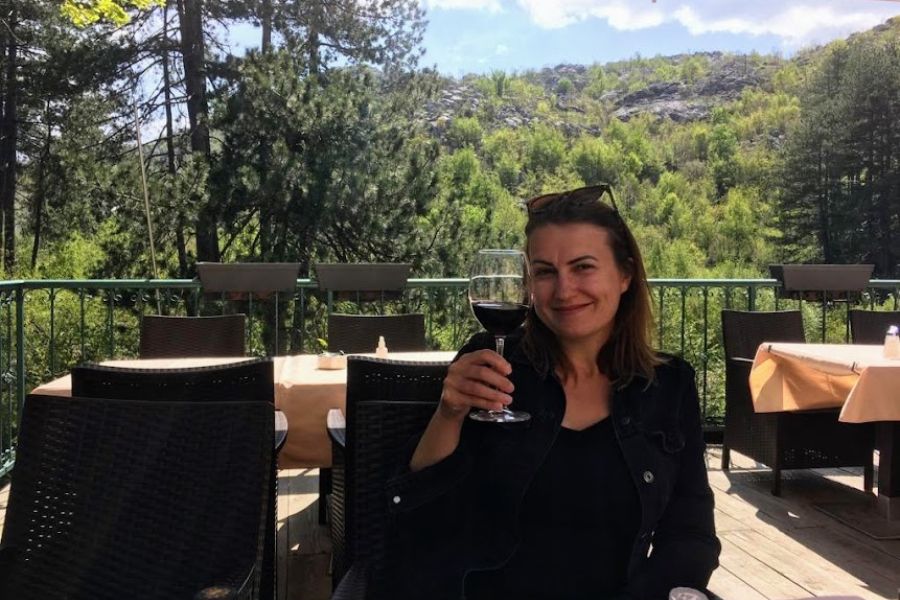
[61,0,163,27]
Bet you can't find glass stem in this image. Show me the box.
[494,335,505,358]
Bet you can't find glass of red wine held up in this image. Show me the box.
[468,249,531,423]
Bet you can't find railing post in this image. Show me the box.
[15,286,25,413]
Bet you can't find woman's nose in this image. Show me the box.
[553,272,575,299]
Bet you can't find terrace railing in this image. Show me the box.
[0,277,898,477]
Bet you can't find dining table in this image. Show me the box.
[31,351,457,469]
[749,342,900,525]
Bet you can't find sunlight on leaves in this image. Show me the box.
[61,0,164,28]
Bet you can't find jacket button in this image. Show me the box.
[642,470,655,484]
[621,416,631,426]
[392,495,401,504]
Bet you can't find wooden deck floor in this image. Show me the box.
[2,447,899,599]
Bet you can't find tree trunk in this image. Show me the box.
[31,114,52,269]
[0,7,17,272]
[307,1,320,76]
[177,0,219,263]
[261,0,272,53]
[162,3,188,278]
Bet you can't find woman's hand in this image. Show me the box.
[438,349,514,421]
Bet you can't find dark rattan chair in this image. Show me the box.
[0,394,273,600]
[721,309,874,496]
[140,314,246,358]
[327,314,426,354]
[70,358,278,600]
[329,356,448,596]
[849,309,900,344]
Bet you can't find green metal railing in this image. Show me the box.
[1,277,898,478]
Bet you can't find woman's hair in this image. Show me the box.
[521,188,661,386]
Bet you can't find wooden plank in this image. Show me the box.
[709,472,828,531]
[707,564,769,600]
[724,529,891,599]
[713,507,746,533]
[284,468,331,600]
[765,520,900,589]
[276,467,292,600]
[718,534,811,598]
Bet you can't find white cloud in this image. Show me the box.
[423,0,502,12]
[510,0,900,46]
[495,43,509,54]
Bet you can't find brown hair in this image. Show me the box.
[521,188,661,386]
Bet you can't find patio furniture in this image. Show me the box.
[721,310,874,496]
[768,264,874,301]
[70,358,279,600]
[328,356,449,594]
[751,343,900,529]
[315,262,411,303]
[849,309,900,344]
[0,394,273,600]
[140,314,246,358]
[33,352,457,470]
[197,262,300,294]
[327,313,427,354]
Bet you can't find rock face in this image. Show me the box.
[423,52,775,135]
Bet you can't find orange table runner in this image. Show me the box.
[749,343,900,423]
[31,352,456,468]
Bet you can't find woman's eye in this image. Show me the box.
[575,263,595,271]
[533,268,553,277]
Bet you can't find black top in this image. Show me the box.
[465,417,641,599]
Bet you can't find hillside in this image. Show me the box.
[425,51,787,136]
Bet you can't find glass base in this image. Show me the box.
[469,408,531,423]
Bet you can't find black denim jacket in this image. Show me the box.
[384,333,720,600]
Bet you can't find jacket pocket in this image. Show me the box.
[646,427,685,453]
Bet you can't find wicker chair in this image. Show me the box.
[327,314,426,354]
[721,310,874,496]
[849,309,900,344]
[140,314,246,358]
[329,356,448,596]
[70,358,278,600]
[0,394,273,600]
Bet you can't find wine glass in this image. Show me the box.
[468,249,531,423]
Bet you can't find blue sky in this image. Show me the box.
[418,0,900,75]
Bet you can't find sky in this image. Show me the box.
[416,0,900,75]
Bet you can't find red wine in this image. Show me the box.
[471,301,528,336]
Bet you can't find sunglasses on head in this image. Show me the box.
[525,184,619,216]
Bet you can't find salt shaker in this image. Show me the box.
[375,335,389,357]
[884,325,900,359]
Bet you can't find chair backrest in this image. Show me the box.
[328,313,426,354]
[72,357,274,404]
[0,394,273,599]
[848,309,900,344]
[343,357,448,593]
[140,314,246,358]
[721,310,806,360]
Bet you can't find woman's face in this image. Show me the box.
[528,223,632,350]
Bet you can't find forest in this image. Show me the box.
[1,1,899,286]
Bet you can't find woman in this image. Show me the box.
[386,185,720,599]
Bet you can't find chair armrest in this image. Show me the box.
[274,409,288,453]
[331,561,368,600]
[327,408,346,449]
